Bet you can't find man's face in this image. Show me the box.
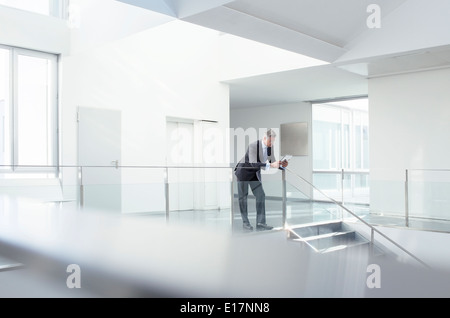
[265,136,276,147]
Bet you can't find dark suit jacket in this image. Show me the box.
[234,140,276,182]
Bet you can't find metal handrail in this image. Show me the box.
[284,167,430,269]
[313,169,369,175]
[0,164,235,169]
[408,168,450,172]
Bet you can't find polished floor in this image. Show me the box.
[2,196,450,297]
[129,197,450,235]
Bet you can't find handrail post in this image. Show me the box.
[341,168,344,220]
[230,169,234,231]
[341,168,344,205]
[370,228,375,257]
[405,169,409,227]
[282,169,287,229]
[78,166,84,210]
[165,167,170,223]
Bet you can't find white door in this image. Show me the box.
[78,107,122,212]
[166,121,194,211]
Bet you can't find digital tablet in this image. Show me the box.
[280,155,292,162]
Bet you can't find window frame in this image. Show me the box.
[0,44,13,170]
[311,97,370,204]
[50,0,68,19]
[312,99,369,173]
[0,44,59,176]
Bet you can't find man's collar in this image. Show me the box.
[261,139,268,148]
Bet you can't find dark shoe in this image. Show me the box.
[243,223,254,231]
[256,223,274,231]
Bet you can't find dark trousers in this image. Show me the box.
[237,179,266,225]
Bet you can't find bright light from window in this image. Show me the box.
[0,0,49,15]
[327,99,369,112]
[0,48,11,166]
[17,55,51,166]
[0,46,58,175]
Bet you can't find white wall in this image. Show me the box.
[61,20,230,213]
[0,5,70,55]
[230,102,313,198]
[369,67,450,217]
[69,0,175,56]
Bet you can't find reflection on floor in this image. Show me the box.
[128,198,450,235]
[0,255,23,272]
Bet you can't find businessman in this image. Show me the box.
[234,129,288,231]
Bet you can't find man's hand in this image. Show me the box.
[270,161,280,169]
[281,160,289,168]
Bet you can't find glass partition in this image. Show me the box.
[2,164,450,236]
[284,167,430,269]
[313,170,369,205]
[0,166,63,203]
[231,169,284,233]
[0,164,432,269]
[166,166,232,231]
[285,172,340,226]
[407,169,450,231]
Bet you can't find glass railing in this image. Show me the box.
[367,178,408,226]
[2,164,448,233]
[283,167,430,269]
[0,164,430,269]
[76,165,235,233]
[231,168,284,231]
[284,171,341,226]
[231,167,341,230]
[367,169,450,232]
[406,169,450,230]
[0,164,345,232]
[0,164,233,221]
[312,170,370,205]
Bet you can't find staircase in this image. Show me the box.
[287,220,384,256]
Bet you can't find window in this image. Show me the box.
[0,0,66,18]
[0,45,58,175]
[312,98,369,204]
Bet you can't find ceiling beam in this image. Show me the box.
[183,5,347,63]
[115,0,236,18]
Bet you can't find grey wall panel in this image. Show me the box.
[280,122,308,156]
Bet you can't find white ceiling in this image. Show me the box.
[116,0,450,109]
[184,0,408,62]
[337,45,450,78]
[224,64,368,108]
[118,0,408,62]
[227,44,450,108]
